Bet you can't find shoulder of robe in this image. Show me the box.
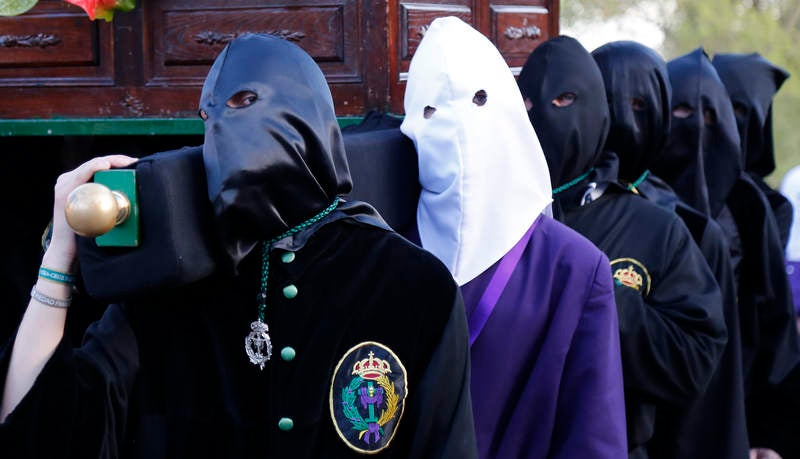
[612,192,687,230]
[345,224,458,299]
[537,215,607,265]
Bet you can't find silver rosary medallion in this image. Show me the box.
[245,320,273,370]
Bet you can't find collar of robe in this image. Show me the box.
[246,198,341,369]
[241,197,390,370]
[553,168,596,195]
[550,152,626,219]
[627,170,651,193]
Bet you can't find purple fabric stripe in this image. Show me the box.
[469,217,539,346]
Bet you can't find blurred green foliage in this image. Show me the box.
[562,0,800,187]
[561,0,643,21]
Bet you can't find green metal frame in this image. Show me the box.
[0,117,366,136]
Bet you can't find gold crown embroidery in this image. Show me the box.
[614,265,643,291]
[610,258,652,296]
[352,351,393,380]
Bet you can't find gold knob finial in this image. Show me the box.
[65,183,131,237]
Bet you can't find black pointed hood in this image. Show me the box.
[518,35,610,189]
[655,48,742,218]
[712,52,789,177]
[592,41,671,183]
[200,34,352,268]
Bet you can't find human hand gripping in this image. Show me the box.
[0,155,137,422]
[44,155,138,270]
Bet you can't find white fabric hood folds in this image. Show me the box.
[401,16,552,286]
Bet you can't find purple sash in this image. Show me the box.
[468,217,539,346]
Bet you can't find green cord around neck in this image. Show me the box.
[627,170,650,191]
[257,198,340,321]
[552,168,595,195]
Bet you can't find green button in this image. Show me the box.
[283,284,298,299]
[281,252,295,263]
[281,346,296,361]
[278,417,294,431]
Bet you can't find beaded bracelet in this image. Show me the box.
[30,286,72,308]
[38,266,76,285]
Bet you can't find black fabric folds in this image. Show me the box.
[76,146,223,302]
[200,34,352,269]
[341,111,403,133]
[607,47,750,459]
[521,37,727,455]
[1,223,479,458]
[694,56,800,448]
[564,187,727,456]
[656,48,742,219]
[712,53,789,177]
[342,128,420,239]
[729,175,800,388]
[635,176,750,459]
[592,41,672,183]
[2,33,480,459]
[727,175,800,458]
[518,36,609,190]
[713,53,793,248]
[75,35,388,300]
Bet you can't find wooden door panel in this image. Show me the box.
[388,0,558,113]
[145,2,359,86]
[0,0,554,118]
[490,4,552,69]
[0,1,113,87]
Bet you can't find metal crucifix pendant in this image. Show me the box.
[245,320,273,370]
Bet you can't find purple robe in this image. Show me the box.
[788,261,800,316]
[462,215,626,458]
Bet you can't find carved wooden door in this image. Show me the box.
[0,0,557,118]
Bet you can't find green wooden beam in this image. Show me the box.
[0,117,365,136]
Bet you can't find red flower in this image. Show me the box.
[64,0,135,21]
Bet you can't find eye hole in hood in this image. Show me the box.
[552,92,576,108]
[226,90,258,109]
[198,33,352,269]
[472,89,487,106]
[673,104,693,119]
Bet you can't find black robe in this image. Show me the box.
[0,220,477,458]
[751,174,793,250]
[727,174,800,458]
[1,34,477,459]
[521,38,726,458]
[556,168,726,458]
[634,175,748,459]
[666,50,800,457]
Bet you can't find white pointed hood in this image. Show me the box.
[401,17,551,285]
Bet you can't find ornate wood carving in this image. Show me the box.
[0,33,61,48]
[121,94,145,117]
[400,3,472,60]
[0,0,555,117]
[194,29,306,46]
[504,22,541,40]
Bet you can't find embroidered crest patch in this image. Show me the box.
[329,341,408,454]
[610,258,652,296]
